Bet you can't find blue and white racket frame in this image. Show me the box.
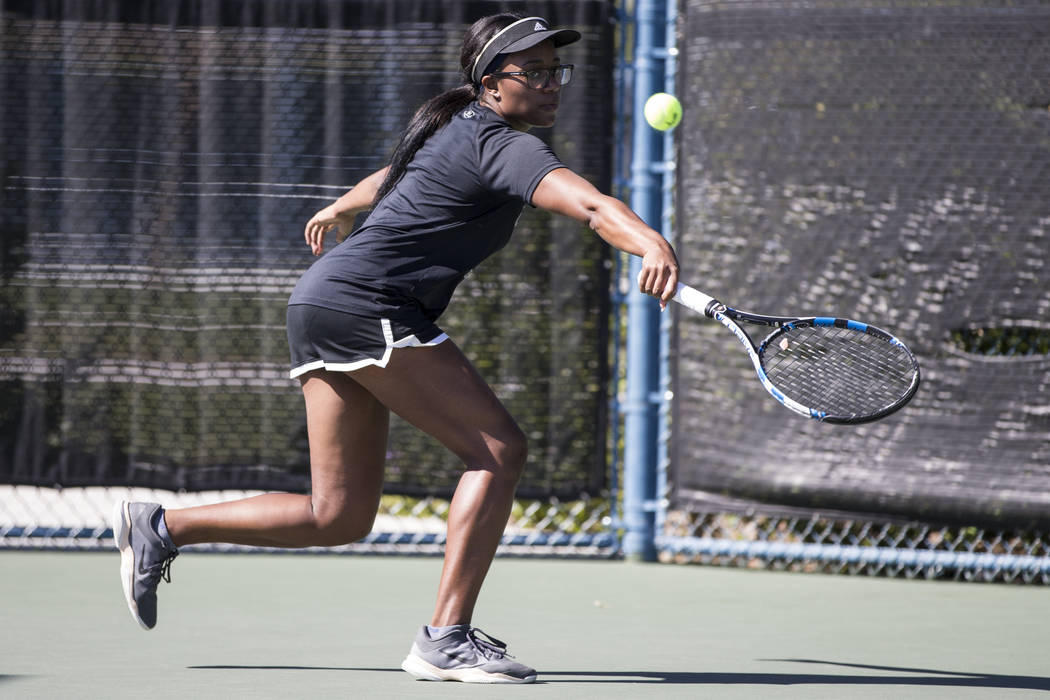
[673,283,921,424]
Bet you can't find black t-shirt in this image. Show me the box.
[289,102,566,323]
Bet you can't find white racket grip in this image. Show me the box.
[672,283,717,316]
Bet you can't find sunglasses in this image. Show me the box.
[489,64,574,90]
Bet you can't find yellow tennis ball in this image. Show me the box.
[644,93,682,131]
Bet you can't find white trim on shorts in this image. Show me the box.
[289,318,449,379]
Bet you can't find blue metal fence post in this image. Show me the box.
[654,0,678,545]
[622,0,669,561]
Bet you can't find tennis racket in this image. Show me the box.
[673,283,920,424]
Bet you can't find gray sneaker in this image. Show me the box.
[401,625,537,683]
[112,501,178,630]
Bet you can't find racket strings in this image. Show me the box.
[761,325,916,417]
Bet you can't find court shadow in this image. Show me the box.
[0,676,34,683]
[542,659,1050,691]
[189,665,387,672]
[187,662,1050,691]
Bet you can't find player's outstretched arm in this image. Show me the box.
[532,167,679,308]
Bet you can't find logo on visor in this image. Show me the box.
[534,22,546,31]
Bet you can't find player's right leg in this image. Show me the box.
[113,368,389,629]
[162,371,389,548]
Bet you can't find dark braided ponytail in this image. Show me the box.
[372,13,523,205]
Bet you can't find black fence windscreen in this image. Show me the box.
[0,0,614,499]
[673,0,1050,529]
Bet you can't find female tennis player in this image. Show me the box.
[113,13,678,684]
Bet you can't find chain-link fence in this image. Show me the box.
[659,506,1050,583]
[4,0,1049,582]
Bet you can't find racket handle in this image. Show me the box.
[673,283,720,317]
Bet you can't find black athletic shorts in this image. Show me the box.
[287,304,448,378]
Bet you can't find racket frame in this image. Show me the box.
[673,283,920,424]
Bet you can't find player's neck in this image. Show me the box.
[478,95,532,132]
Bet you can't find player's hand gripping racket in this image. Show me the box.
[673,283,920,424]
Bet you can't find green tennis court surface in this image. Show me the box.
[3,552,1047,699]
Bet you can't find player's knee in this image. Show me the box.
[494,425,528,481]
[309,499,375,546]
